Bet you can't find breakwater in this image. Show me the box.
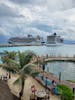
[0,44,42,47]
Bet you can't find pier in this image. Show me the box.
[36,56,75,63]
[0,44,42,47]
[45,56,75,62]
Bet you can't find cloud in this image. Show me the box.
[0,0,75,40]
[10,0,75,11]
[0,3,21,17]
[0,27,10,36]
[9,0,46,6]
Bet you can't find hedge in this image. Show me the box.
[57,84,74,100]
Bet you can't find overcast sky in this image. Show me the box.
[0,0,75,40]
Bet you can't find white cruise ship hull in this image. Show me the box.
[46,43,63,46]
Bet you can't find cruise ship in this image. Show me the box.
[8,35,43,45]
[46,33,63,46]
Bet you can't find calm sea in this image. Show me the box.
[0,44,75,80]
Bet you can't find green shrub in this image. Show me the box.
[57,84,74,100]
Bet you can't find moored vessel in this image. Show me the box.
[46,33,63,46]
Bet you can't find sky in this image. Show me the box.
[0,0,75,40]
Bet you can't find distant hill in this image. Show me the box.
[64,40,75,44]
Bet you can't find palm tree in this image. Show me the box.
[14,51,39,100]
[15,63,38,100]
[1,50,17,62]
[1,50,39,100]
[1,51,17,78]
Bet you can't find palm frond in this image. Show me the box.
[25,50,36,57]
[19,63,39,78]
[1,59,20,73]
[18,51,36,69]
[7,60,20,72]
[13,74,27,85]
[18,52,26,68]
[13,76,22,85]
[31,71,39,77]
[1,56,10,63]
[3,51,17,60]
[20,63,36,73]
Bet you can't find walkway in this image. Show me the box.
[44,72,75,89]
[37,56,75,62]
[35,66,75,89]
[8,76,60,100]
[33,56,75,89]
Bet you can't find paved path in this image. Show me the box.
[23,77,60,100]
[44,72,75,89]
[8,76,60,100]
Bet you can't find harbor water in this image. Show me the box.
[0,44,75,80]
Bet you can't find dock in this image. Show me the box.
[36,56,75,63]
[45,56,75,62]
[0,44,42,47]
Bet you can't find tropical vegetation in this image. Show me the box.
[57,84,74,100]
[1,50,39,100]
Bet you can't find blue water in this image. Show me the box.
[0,44,75,80]
[45,61,75,81]
[0,45,75,57]
[0,60,2,64]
